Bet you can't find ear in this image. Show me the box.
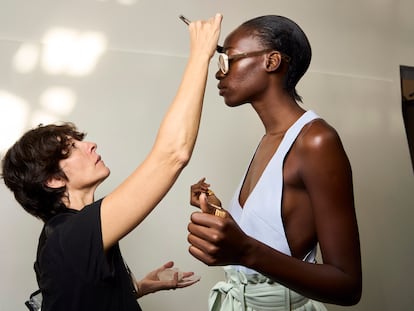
[45,176,66,189]
[265,52,282,72]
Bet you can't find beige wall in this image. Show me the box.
[1,0,413,310]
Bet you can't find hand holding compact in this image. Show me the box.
[190,177,222,212]
[188,195,250,266]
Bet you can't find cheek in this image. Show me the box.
[60,165,78,182]
[60,158,87,179]
[223,81,248,106]
[224,70,264,106]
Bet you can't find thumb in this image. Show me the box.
[214,13,223,25]
[199,193,212,214]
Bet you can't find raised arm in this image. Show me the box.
[100,14,222,250]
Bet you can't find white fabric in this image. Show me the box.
[209,111,327,311]
[228,110,320,274]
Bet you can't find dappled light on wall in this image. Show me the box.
[29,87,77,127]
[0,87,77,155]
[3,27,108,155]
[13,43,40,74]
[39,87,76,116]
[12,29,107,76]
[41,28,107,76]
[0,91,29,154]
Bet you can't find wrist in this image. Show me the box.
[240,236,257,269]
[188,53,211,69]
[135,281,143,299]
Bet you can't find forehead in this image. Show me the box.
[223,27,263,52]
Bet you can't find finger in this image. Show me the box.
[177,275,201,288]
[163,261,174,269]
[190,202,201,209]
[213,13,223,27]
[188,245,215,265]
[155,261,174,276]
[173,271,179,283]
[181,271,194,278]
[187,224,206,243]
[200,183,210,192]
[188,213,215,232]
[192,177,206,189]
[187,231,216,254]
[199,193,212,214]
[190,210,224,227]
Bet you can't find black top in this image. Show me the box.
[35,199,142,311]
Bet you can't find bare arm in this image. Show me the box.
[188,123,362,305]
[101,14,223,250]
[245,125,361,304]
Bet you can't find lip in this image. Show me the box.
[95,155,102,164]
[217,83,226,96]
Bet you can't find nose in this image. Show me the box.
[215,69,225,80]
[85,141,97,153]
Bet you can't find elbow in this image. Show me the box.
[174,149,191,169]
[340,291,361,306]
[155,140,192,170]
[177,154,191,169]
[346,273,362,306]
[317,272,362,306]
[336,279,362,306]
[347,283,362,306]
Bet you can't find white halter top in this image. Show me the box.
[228,110,320,274]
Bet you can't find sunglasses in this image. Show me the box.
[218,50,291,75]
[178,15,290,75]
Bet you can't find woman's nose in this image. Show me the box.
[215,69,225,80]
[85,141,97,152]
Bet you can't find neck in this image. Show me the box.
[252,92,304,131]
[63,189,96,211]
[264,129,288,137]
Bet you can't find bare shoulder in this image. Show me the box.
[291,117,351,178]
[296,118,345,154]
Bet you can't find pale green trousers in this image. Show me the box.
[209,267,328,311]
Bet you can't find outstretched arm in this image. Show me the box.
[101,14,223,250]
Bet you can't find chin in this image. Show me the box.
[223,97,235,107]
[96,173,109,187]
[224,100,244,108]
[99,169,111,182]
